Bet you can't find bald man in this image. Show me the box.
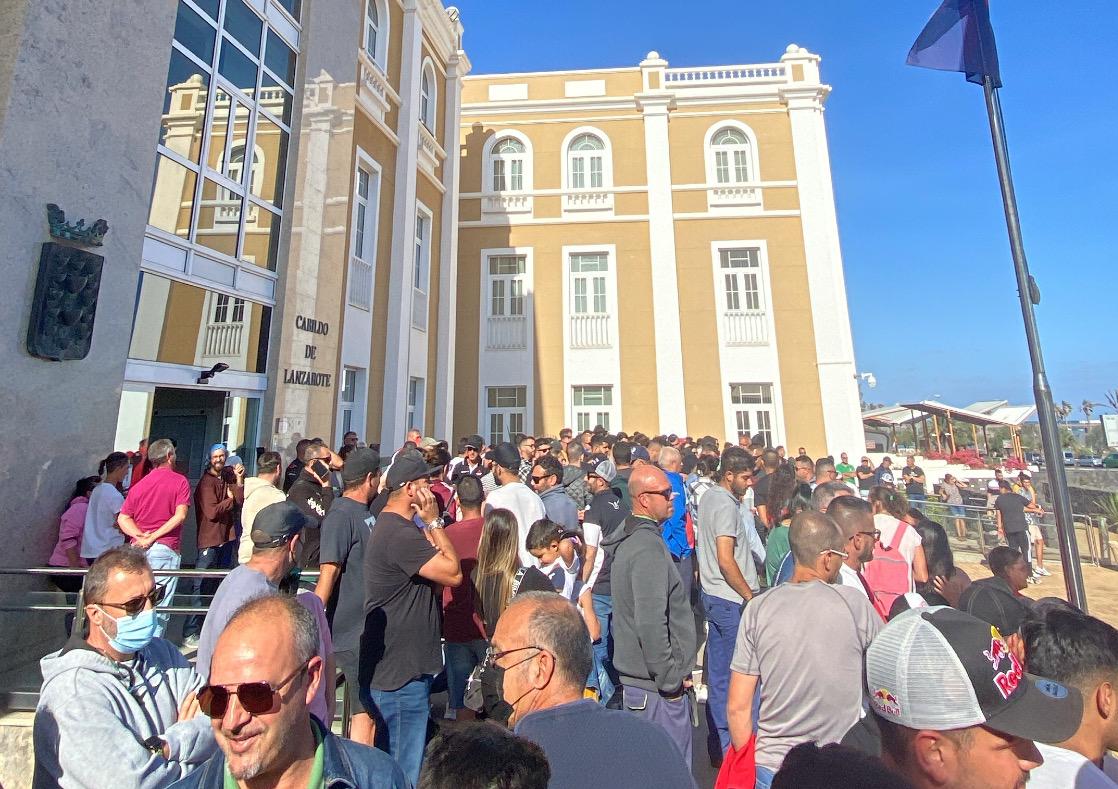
[601,465,698,768]
[726,511,881,785]
[176,594,407,787]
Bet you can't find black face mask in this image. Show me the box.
[464,656,539,725]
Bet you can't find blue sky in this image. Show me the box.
[454,1,1117,416]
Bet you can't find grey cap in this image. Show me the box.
[587,458,617,483]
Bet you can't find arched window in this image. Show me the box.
[364,0,387,67]
[420,61,436,132]
[492,137,526,192]
[711,127,752,184]
[567,133,605,189]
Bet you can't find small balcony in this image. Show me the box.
[486,315,527,351]
[563,189,614,215]
[418,123,446,178]
[723,310,768,346]
[570,313,611,349]
[708,184,762,210]
[482,193,533,216]
[203,321,244,359]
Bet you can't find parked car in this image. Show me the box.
[1025,451,1043,466]
[1063,451,1076,467]
[1103,453,1118,469]
[1076,456,1102,468]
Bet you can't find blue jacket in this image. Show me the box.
[169,719,409,788]
[661,471,691,559]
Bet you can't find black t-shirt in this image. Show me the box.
[362,511,439,691]
[995,492,1029,534]
[318,496,375,653]
[612,467,633,512]
[584,489,630,596]
[855,464,875,491]
[752,472,774,508]
[282,459,303,493]
[903,465,926,495]
[287,470,334,568]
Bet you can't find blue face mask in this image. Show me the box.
[99,607,158,654]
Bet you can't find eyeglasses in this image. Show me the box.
[530,474,554,484]
[856,530,882,542]
[97,583,168,616]
[485,644,545,670]
[819,548,850,559]
[198,660,310,718]
[641,488,677,501]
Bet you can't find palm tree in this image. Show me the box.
[1059,400,1073,424]
[1106,389,1118,412]
[1082,400,1095,423]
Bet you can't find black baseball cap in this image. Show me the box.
[386,450,441,490]
[465,434,485,450]
[485,442,521,472]
[250,501,309,548]
[341,448,383,486]
[866,606,1081,743]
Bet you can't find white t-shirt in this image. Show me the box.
[80,482,125,559]
[838,563,872,602]
[540,551,581,602]
[873,513,922,592]
[1030,743,1118,788]
[581,521,605,589]
[486,481,547,567]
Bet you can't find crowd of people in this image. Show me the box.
[31,427,1118,788]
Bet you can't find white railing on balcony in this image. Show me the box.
[709,185,762,208]
[204,322,244,358]
[348,257,372,310]
[357,50,400,121]
[663,64,786,85]
[417,123,446,176]
[412,288,428,331]
[723,310,768,346]
[482,193,533,215]
[563,189,614,214]
[486,315,527,350]
[570,314,610,349]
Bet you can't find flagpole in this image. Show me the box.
[981,76,1088,612]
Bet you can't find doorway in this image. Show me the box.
[148,388,227,481]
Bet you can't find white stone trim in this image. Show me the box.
[702,119,763,212]
[480,128,534,216]
[124,358,268,396]
[363,0,390,73]
[559,125,614,215]
[476,246,535,437]
[459,214,649,228]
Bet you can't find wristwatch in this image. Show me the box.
[425,518,444,531]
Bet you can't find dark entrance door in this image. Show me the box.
[148,388,227,482]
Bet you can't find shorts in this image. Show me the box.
[334,649,365,715]
[949,505,965,518]
[1028,522,1043,542]
[444,640,488,710]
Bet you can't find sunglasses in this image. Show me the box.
[642,488,676,501]
[530,474,555,484]
[198,660,310,718]
[97,583,168,616]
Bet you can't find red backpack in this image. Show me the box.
[862,519,912,619]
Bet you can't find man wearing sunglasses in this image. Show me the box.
[826,495,881,612]
[726,512,881,788]
[601,464,698,769]
[34,545,217,787]
[530,454,578,533]
[175,594,408,788]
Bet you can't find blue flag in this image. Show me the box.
[906,0,1002,88]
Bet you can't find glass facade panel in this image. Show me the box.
[252,114,288,206]
[244,202,281,269]
[260,74,294,125]
[149,154,198,237]
[218,41,259,94]
[160,50,210,161]
[129,272,270,374]
[173,2,216,64]
[197,178,241,257]
[264,29,297,86]
[222,0,264,56]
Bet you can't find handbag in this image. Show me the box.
[714,736,756,789]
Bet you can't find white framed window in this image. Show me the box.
[488,255,527,317]
[363,0,387,67]
[573,385,614,433]
[720,249,762,311]
[348,156,380,310]
[485,386,527,447]
[407,377,425,433]
[492,137,526,192]
[411,203,432,330]
[420,59,436,133]
[704,122,759,185]
[568,133,605,189]
[338,367,366,444]
[212,294,246,323]
[570,253,608,315]
[730,383,776,446]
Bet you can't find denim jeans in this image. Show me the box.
[184,540,235,638]
[444,640,487,710]
[701,591,743,759]
[908,492,926,512]
[622,685,692,769]
[588,593,616,705]
[145,542,181,638]
[364,675,432,786]
[755,765,775,789]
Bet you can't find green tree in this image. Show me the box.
[1083,400,1096,423]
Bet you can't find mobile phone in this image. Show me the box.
[311,459,330,478]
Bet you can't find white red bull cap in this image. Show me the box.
[866,606,1081,743]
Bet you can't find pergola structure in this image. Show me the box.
[863,400,1031,458]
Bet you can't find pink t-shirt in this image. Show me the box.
[296,590,334,725]
[49,497,90,567]
[120,466,191,552]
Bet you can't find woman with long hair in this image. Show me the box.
[79,452,130,563]
[473,508,553,638]
[904,509,972,606]
[940,473,970,540]
[763,465,813,585]
[47,476,101,592]
[866,486,930,596]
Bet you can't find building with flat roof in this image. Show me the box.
[452,47,863,452]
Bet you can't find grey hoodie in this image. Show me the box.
[539,484,579,531]
[602,514,697,694]
[34,636,217,788]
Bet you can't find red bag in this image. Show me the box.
[715,736,756,789]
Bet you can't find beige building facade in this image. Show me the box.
[454,47,864,457]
